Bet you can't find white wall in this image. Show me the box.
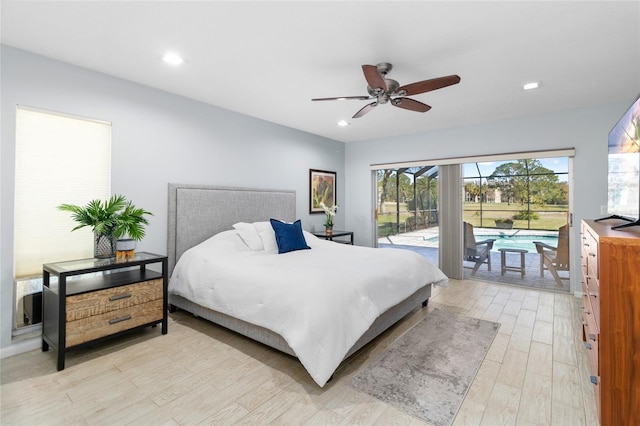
[0,46,345,353]
[344,100,633,291]
[2,44,634,355]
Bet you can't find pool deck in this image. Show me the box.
[378,227,570,293]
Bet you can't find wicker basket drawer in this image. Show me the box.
[66,299,163,347]
[66,279,163,322]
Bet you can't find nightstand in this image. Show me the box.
[312,230,354,245]
[42,252,168,370]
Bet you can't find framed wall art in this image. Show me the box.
[309,169,336,213]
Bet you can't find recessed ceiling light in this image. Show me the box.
[162,52,184,66]
[523,81,542,90]
[337,120,349,127]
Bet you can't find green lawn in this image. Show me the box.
[463,202,568,212]
[377,202,569,235]
[464,202,569,230]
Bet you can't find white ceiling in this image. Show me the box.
[2,1,639,143]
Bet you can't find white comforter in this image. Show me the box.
[169,230,447,387]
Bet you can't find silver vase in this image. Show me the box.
[94,233,115,258]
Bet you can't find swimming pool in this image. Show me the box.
[487,234,558,252]
[426,233,559,252]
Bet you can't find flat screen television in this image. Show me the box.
[600,94,640,229]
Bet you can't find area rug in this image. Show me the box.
[350,308,500,426]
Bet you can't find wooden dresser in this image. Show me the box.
[580,220,640,425]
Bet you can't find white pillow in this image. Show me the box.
[254,221,278,253]
[259,230,278,253]
[232,222,264,251]
[303,230,321,246]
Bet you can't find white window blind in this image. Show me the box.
[14,106,111,278]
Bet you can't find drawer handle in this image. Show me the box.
[585,343,592,350]
[109,293,132,302]
[109,315,132,325]
[590,376,599,385]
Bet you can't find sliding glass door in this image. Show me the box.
[462,157,571,291]
[375,166,439,267]
[371,152,573,293]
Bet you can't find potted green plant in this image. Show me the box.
[494,218,514,229]
[58,194,153,258]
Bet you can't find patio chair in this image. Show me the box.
[534,224,570,287]
[464,222,496,275]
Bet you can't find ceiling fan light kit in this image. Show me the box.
[312,62,461,119]
[523,81,542,90]
[162,52,184,66]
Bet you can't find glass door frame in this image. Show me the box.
[370,150,576,293]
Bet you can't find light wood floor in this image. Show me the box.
[1,279,598,425]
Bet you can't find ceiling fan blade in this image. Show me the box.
[352,102,378,118]
[398,75,461,96]
[311,96,371,101]
[362,65,388,93]
[392,97,432,113]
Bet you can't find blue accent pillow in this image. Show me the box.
[270,219,311,254]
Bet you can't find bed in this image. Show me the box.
[167,184,447,387]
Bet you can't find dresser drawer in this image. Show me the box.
[580,240,588,273]
[66,279,163,322]
[587,286,600,330]
[583,232,599,279]
[583,270,600,327]
[591,374,601,423]
[582,294,599,334]
[584,326,599,375]
[66,299,163,347]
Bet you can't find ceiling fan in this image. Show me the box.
[311,62,460,119]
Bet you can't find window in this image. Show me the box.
[14,106,111,329]
[463,158,569,230]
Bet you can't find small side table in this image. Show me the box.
[311,230,354,245]
[42,252,168,370]
[498,248,528,278]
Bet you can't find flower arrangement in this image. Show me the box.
[319,201,338,227]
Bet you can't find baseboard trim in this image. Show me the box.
[0,336,41,359]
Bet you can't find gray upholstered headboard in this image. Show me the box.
[167,184,296,275]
